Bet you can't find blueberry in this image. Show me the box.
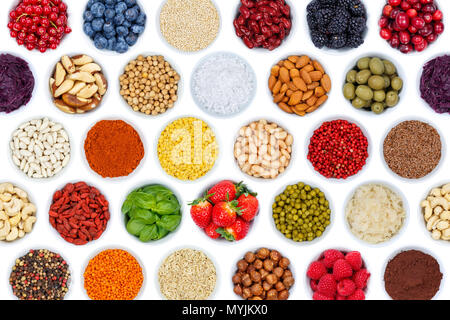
[125,8,138,21]
[136,12,146,25]
[107,38,117,51]
[83,22,95,38]
[131,24,145,34]
[115,2,127,14]
[103,21,115,33]
[91,18,104,32]
[83,10,94,22]
[105,0,116,5]
[104,30,116,39]
[115,40,129,53]
[105,8,115,20]
[94,34,108,50]
[116,25,129,37]
[125,33,138,46]
[122,20,131,28]
[91,2,106,18]
[114,13,125,25]
[87,0,96,9]
[125,0,136,7]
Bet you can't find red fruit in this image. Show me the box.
[345,251,362,271]
[434,21,444,34]
[337,279,356,297]
[379,16,389,28]
[347,289,366,300]
[412,34,424,44]
[380,28,392,40]
[237,194,259,222]
[207,180,237,204]
[408,24,418,33]
[212,200,240,227]
[415,38,428,51]
[411,16,425,29]
[423,13,433,24]
[313,292,334,300]
[432,10,443,21]
[307,261,327,280]
[332,259,353,281]
[217,217,249,241]
[383,5,393,17]
[400,1,411,10]
[336,294,347,300]
[189,195,213,229]
[399,43,413,53]
[205,222,220,239]
[353,269,371,289]
[317,274,337,297]
[406,8,417,18]
[310,279,319,292]
[322,249,344,269]
[389,0,401,7]
[395,12,410,30]
[426,33,437,43]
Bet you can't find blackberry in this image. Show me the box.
[328,34,346,49]
[306,0,321,14]
[315,8,334,26]
[347,0,366,18]
[327,16,349,34]
[307,13,318,31]
[348,17,366,34]
[311,32,327,48]
[346,33,364,48]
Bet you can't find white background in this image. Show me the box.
[0,0,449,300]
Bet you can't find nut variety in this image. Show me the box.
[10,118,70,179]
[269,55,331,116]
[421,184,450,241]
[120,55,180,116]
[50,55,107,114]
[0,183,36,242]
[233,248,295,300]
[235,120,293,179]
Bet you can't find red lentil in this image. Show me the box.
[84,249,143,300]
[307,119,369,179]
[49,182,110,245]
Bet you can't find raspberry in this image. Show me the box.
[347,288,366,300]
[333,259,353,281]
[313,292,334,300]
[323,249,344,268]
[317,274,337,297]
[307,261,327,280]
[353,269,371,289]
[336,294,347,300]
[337,279,356,296]
[310,279,319,292]
[345,251,362,271]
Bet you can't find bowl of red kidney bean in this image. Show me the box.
[233,0,293,51]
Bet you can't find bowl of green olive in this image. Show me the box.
[343,55,404,115]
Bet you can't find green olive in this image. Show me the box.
[352,97,367,109]
[385,91,399,107]
[369,57,385,75]
[391,77,403,91]
[343,83,356,100]
[373,90,386,102]
[357,57,370,70]
[356,70,371,85]
[383,75,391,88]
[356,85,374,101]
[371,102,385,114]
[383,60,397,75]
[368,75,385,90]
[346,70,357,83]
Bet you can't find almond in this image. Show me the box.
[283,60,296,70]
[288,91,303,106]
[287,56,298,64]
[289,68,300,79]
[300,70,312,84]
[269,75,277,91]
[302,90,314,100]
[280,83,288,94]
[294,103,309,112]
[315,86,325,97]
[292,77,307,91]
[301,65,314,73]
[307,82,320,90]
[315,95,328,107]
[306,105,319,113]
[295,55,310,69]
[273,92,285,103]
[271,65,280,77]
[306,95,318,106]
[278,102,293,114]
[279,67,290,83]
[272,80,282,95]
[312,60,325,74]
[321,74,332,92]
[309,71,323,82]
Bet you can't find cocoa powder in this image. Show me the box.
[384,250,442,300]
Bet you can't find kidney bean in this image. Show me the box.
[241,0,254,8]
[240,5,251,19]
[243,36,255,48]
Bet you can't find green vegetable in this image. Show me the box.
[122,184,181,242]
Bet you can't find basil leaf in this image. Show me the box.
[133,192,156,209]
[157,215,181,232]
[139,225,158,242]
[126,218,146,236]
[129,208,159,224]
[155,199,180,215]
[121,198,133,214]
[141,185,173,196]
[156,225,170,239]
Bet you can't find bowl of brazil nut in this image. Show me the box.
[49,54,108,114]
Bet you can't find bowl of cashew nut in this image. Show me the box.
[0,182,37,242]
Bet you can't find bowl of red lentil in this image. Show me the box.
[82,246,146,300]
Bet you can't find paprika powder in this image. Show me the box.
[84,120,144,178]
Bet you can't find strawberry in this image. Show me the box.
[212,200,240,227]
[323,249,344,269]
[313,292,334,300]
[332,259,353,281]
[317,274,336,297]
[237,193,259,222]
[205,222,220,239]
[347,289,366,300]
[307,261,327,280]
[353,269,371,289]
[217,217,249,241]
[337,279,356,297]
[189,194,213,229]
[345,251,362,271]
[207,180,237,204]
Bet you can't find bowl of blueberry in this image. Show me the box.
[83,0,146,54]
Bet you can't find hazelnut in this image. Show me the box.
[260,269,269,280]
[233,284,243,296]
[270,250,282,262]
[282,270,293,279]
[244,251,256,263]
[254,259,263,270]
[266,273,278,285]
[247,265,256,274]
[262,281,272,291]
[273,267,284,278]
[250,270,262,283]
[237,259,249,272]
[263,259,274,272]
[275,281,285,292]
[250,296,263,300]
[283,276,295,288]
[250,283,263,296]
[257,248,270,259]
[242,288,252,299]
[232,274,241,284]
[266,289,278,300]
[242,274,252,287]
[278,289,290,300]
[279,257,290,269]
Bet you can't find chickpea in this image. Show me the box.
[263,281,272,291]
[247,265,256,274]
[282,270,293,279]
[260,269,269,280]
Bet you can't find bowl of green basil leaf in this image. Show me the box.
[122,184,182,242]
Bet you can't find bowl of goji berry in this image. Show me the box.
[188,179,260,243]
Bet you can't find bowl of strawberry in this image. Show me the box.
[7,0,72,53]
[379,0,444,54]
[189,180,259,242]
[306,249,370,300]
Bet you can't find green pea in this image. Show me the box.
[356,69,371,84]
[369,57,385,75]
[352,97,367,109]
[357,57,370,70]
[391,77,403,91]
[356,85,374,101]
[385,91,399,107]
[383,60,397,75]
[346,70,357,83]
[371,102,385,114]
[368,75,385,90]
[343,83,356,100]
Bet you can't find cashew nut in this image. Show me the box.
[13,187,28,200]
[440,211,450,220]
[430,197,449,210]
[0,220,11,237]
[21,203,36,219]
[24,216,36,233]
[0,193,12,202]
[0,210,7,221]
[0,183,14,194]
[6,226,18,241]
[5,198,23,216]
[427,215,439,231]
[432,229,441,240]
[9,214,21,227]
[442,183,450,195]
